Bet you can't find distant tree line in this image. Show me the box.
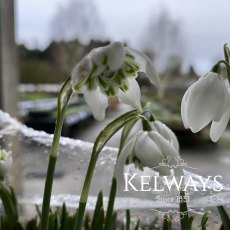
[18,39,109,84]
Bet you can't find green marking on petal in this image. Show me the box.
[87,76,96,90]
[98,76,109,90]
[125,51,135,60]
[103,55,108,65]
[73,76,88,91]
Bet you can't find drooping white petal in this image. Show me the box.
[148,131,182,176]
[181,85,193,129]
[117,78,142,111]
[210,106,230,142]
[83,87,108,121]
[186,72,229,132]
[71,57,93,86]
[151,120,179,152]
[148,131,179,159]
[106,42,125,71]
[90,42,125,75]
[125,47,160,85]
[115,135,137,187]
[134,132,166,170]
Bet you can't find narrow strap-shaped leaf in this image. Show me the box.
[93,109,139,157]
[74,109,140,230]
[189,216,194,230]
[92,191,103,228]
[119,119,137,156]
[111,212,117,230]
[220,224,224,230]
[180,190,189,230]
[60,203,67,230]
[134,219,140,230]
[63,215,75,230]
[125,209,130,230]
[162,215,171,230]
[148,217,158,230]
[94,207,105,230]
[0,182,18,227]
[104,177,117,230]
[201,212,209,230]
[84,212,91,230]
[217,206,230,230]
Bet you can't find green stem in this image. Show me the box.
[212,60,230,82]
[74,154,97,230]
[40,77,73,230]
[40,156,57,230]
[40,112,65,230]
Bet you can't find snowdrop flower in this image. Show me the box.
[71,42,159,120]
[181,72,230,142]
[0,149,12,178]
[115,121,181,186]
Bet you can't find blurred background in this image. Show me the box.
[1,0,230,182]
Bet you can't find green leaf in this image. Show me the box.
[60,203,68,230]
[93,109,139,158]
[162,215,171,230]
[92,191,103,229]
[74,109,140,230]
[224,44,230,63]
[0,183,18,228]
[111,212,117,229]
[179,190,190,230]
[119,119,137,156]
[134,219,140,230]
[148,217,158,230]
[217,206,230,230]
[189,216,194,230]
[104,177,117,230]
[201,212,209,230]
[125,209,130,230]
[84,212,91,230]
[94,207,105,230]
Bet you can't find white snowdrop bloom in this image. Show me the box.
[0,149,12,178]
[115,121,181,186]
[71,42,159,120]
[181,72,230,142]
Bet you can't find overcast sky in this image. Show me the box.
[16,0,230,74]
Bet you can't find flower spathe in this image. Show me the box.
[0,149,12,178]
[71,42,159,120]
[181,72,230,142]
[115,121,182,187]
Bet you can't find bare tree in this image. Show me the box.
[50,0,106,44]
[140,9,185,74]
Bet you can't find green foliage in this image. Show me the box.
[0,183,229,230]
[217,206,230,230]
[200,212,208,230]
[179,190,190,230]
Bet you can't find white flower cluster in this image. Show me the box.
[71,42,159,120]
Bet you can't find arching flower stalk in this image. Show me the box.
[71,41,159,120]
